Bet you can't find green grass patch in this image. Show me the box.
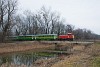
[92,57,100,67]
[36,52,57,57]
[95,41,100,45]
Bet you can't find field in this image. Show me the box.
[0,41,55,54]
[0,41,100,67]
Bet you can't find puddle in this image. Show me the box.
[0,52,57,67]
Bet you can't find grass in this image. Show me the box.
[92,57,100,67]
[89,42,100,67]
[36,52,57,57]
[1,41,100,67]
[0,41,55,54]
[51,41,100,67]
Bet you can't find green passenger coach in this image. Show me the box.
[35,34,57,40]
[16,34,57,41]
[17,35,35,41]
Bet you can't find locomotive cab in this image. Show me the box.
[67,33,74,41]
[58,33,74,41]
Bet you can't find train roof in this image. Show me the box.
[37,34,57,36]
[67,33,73,34]
[18,34,57,36]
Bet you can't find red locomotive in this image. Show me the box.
[58,33,74,41]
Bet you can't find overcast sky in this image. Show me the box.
[18,0,100,34]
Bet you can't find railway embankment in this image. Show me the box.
[0,41,94,54]
[0,41,55,54]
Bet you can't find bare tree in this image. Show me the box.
[31,14,40,34]
[0,0,7,28]
[73,28,84,40]
[14,15,28,35]
[66,24,74,33]
[50,12,60,34]
[36,6,65,34]
[24,10,33,35]
[0,0,17,42]
[39,6,53,34]
[36,13,47,34]
[9,6,99,41]
[54,21,65,35]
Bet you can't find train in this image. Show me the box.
[9,33,74,41]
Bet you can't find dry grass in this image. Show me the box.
[73,45,85,51]
[51,53,90,67]
[51,41,100,67]
[0,41,100,67]
[1,63,28,67]
[0,57,59,67]
[0,41,55,54]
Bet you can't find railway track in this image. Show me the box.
[39,41,94,45]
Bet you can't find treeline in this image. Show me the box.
[0,0,99,42]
